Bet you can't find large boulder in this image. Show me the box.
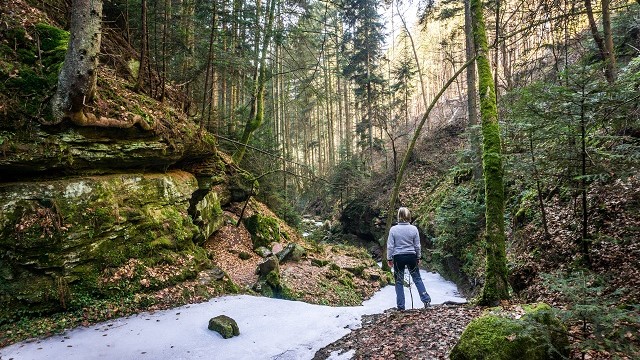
[244,214,280,249]
[254,256,291,299]
[257,256,280,277]
[450,303,569,360]
[208,315,240,339]
[276,243,306,263]
[0,171,223,323]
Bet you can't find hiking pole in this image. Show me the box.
[407,270,414,309]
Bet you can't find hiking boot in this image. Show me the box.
[423,302,431,308]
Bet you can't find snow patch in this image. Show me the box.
[0,269,465,360]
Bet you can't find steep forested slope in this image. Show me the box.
[0,0,389,347]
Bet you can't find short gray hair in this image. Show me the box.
[397,207,411,223]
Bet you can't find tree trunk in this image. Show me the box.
[134,0,148,92]
[181,0,195,115]
[528,134,550,240]
[470,0,510,305]
[584,0,606,60]
[51,0,103,123]
[601,0,616,83]
[580,96,591,266]
[160,0,170,102]
[233,0,277,163]
[584,0,616,83]
[465,0,482,180]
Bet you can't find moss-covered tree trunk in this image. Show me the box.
[51,0,103,123]
[470,0,510,305]
[233,0,276,163]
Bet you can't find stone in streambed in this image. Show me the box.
[208,315,240,339]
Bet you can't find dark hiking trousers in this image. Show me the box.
[393,253,431,310]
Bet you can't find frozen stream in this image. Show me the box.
[1,270,465,360]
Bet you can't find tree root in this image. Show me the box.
[63,110,154,130]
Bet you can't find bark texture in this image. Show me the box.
[470,0,510,305]
[51,0,103,123]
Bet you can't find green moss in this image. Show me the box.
[345,265,366,276]
[311,259,329,267]
[450,303,569,360]
[317,279,361,306]
[265,270,281,288]
[208,315,240,339]
[150,236,175,249]
[35,23,68,67]
[1,23,68,122]
[470,0,509,305]
[338,274,355,288]
[244,214,280,249]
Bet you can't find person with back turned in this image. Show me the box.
[387,207,431,310]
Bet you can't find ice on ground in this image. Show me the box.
[0,270,465,360]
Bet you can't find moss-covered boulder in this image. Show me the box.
[253,256,292,299]
[276,243,306,263]
[0,171,220,323]
[208,315,240,339]
[257,256,280,277]
[449,303,569,360]
[244,214,280,249]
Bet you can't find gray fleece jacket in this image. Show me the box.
[386,222,421,260]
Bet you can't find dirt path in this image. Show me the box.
[313,304,482,360]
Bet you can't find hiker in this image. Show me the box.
[387,207,431,310]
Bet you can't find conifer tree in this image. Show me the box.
[51,0,103,124]
[341,0,385,168]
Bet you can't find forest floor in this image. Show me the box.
[313,305,482,360]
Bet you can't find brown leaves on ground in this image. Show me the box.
[313,305,482,360]
[205,211,260,290]
[208,202,388,306]
[511,174,640,305]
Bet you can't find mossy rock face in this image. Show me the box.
[208,315,240,339]
[0,171,212,323]
[0,125,219,178]
[449,303,569,360]
[193,190,224,242]
[244,214,280,249]
[339,199,383,243]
